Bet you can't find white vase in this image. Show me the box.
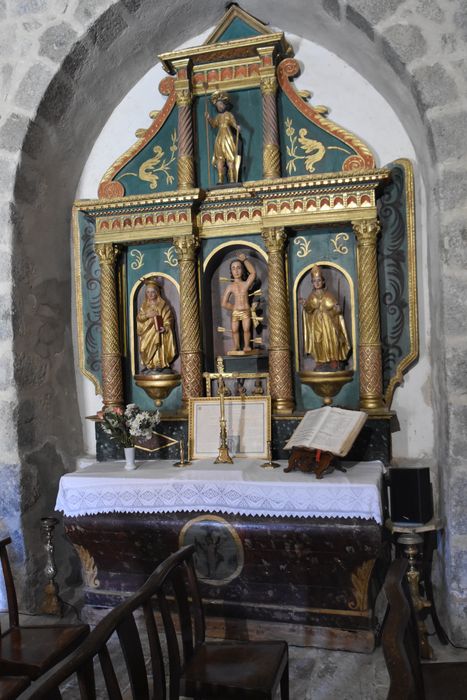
[123,446,136,470]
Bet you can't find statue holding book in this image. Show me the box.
[136,278,176,372]
[301,265,351,370]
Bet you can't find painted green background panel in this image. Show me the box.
[78,211,101,389]
[195,88,263,188]
[278,92,358,177]
[215,16,263,42]
[112,108,178,195]
[378,161,417,397]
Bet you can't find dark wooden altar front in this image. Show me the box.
[64,508,389,653]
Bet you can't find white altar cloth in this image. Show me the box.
[55,460,384,523]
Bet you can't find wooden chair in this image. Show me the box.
[26,545,288,699]
[24,550,179,699]
[0,676,30,700]
[0,536,89,681]
[156,544,289,700]
[382,557,467,700]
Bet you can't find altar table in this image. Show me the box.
[57,460,389,652]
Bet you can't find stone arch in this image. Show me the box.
[2,0,466,638]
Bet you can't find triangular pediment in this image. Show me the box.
[204,5,275,44]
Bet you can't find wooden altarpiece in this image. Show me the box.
[69,6,418,651]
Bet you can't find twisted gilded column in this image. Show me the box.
[262,227,294,414]
[173,58,195,190]
[352,218,385,412]
[259,48,280,180]
[173,234,202,408]
[95,243,123,409]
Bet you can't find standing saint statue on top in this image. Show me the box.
[301,265,351,371]
[136,278,177,373]
[205,91,241,184]
[221,254,256,354]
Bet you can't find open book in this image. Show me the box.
[284,407,367,458]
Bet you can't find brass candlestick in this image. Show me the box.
[260,440,280,469]
[173,438,191,467]
[40,516,61,616]
[214,358,233,464]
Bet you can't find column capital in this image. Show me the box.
[175,87,192,107]
[95,243,121,266]
[173,233,199,260]
[352,218,381,244]
[262,227,287,253]
[260,75,277,96]
[173,58,193,106]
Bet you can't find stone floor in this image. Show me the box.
[10,609,467,700]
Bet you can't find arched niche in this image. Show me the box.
[201,241,268,366]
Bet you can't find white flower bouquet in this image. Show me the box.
[97,404,160,448]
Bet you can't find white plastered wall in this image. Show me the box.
[74,30,432,462]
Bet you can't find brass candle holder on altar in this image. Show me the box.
[173,438,191,467]
[214,356,233,464]
[260,440,280,469]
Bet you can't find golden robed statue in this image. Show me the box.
[136,278,176,372]
[205,91,241,184]
[302,265,351,370]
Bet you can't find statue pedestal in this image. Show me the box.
[222,354,268,372]
[134,373,181,407]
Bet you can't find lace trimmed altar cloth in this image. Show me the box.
[55,460,384,522]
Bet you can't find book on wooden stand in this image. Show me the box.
[284,406,367,479]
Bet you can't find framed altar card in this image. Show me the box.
[189,396,271,460]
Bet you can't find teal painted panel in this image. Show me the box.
[78,211,101,388]
[378,161,417,397]
[278,92,358,177]
[113,108,178,195]
[287,227,360,411]
[124,241,181,413]
[215,17,263,42]
[195,88,263,188]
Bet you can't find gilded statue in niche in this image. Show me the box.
[136,278,177,372]
[205,91,241,184]
[301,265,350,370]
[221,254,259,355]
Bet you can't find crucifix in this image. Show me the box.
[213,356,233,464]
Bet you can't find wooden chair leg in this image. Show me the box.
[280,662,289,700]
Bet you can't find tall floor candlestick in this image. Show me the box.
[41,516,61,616]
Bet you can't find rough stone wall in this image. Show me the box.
[0,0,466,639]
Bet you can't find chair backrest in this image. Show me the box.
[382,558,425,700]
[155,542,206,699]
[0,536,20,630]
[27,545,198,700]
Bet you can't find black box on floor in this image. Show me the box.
[389,466,433,524]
